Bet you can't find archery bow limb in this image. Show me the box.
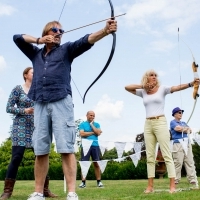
[57,0,118,103]
[179,35,199,124]
[82,0,116,103]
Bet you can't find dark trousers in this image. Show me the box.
[6,146,32,179]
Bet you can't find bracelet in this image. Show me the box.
[188,83,193,87]
[36,38,40,45]
[102,28,108,36]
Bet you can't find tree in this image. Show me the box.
[74,119,83,161]
[75,119,83,148]
[0,137,12,169]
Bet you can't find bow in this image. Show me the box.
[82,0,116,103]
[181,38,199,123]
[58,0,116,103]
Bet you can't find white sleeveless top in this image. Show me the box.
[136,85,171,118]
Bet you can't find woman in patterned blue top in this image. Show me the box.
[7,68,34,147]
[1,67,57,199]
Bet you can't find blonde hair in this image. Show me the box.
[141,69,160,87]
[42,21,62,37]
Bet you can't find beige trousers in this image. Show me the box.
[144,117,176,178]
[172,142,198,183]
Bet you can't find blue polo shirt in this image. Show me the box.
[13,34,93,102]
[79,121,100,146]
[170,119,188,143]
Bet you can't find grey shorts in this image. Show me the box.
[32,95,75,155]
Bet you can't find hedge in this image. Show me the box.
[1,141,199,180]
[0,160,147,180]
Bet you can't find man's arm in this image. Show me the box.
[21,35,39,44]
[90,123,102,136]
[22,34,58,45]
[88,19,117,44]
[79,130,94,137]
[174,126,189,133]
[173,122,192,133]
[13,34,39,61]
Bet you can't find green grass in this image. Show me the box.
[0,178,200,200]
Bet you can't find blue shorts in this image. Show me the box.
[32,95,75,155]
[81,146,100,161]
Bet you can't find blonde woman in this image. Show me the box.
[125,69,199,193]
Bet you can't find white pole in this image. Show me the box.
[64,176,66,193]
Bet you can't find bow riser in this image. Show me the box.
[192,62,199,99]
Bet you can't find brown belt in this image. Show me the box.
[146,115,165,120]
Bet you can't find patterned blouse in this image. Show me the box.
[6,85,34,148]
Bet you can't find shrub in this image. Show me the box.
[0,158,149,180]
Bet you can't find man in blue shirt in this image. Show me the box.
[170,107,198,188]
[79,111,103,188]
[13,19,117,200]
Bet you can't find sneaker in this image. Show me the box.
[66,192,78,200]
[190,181,196,185]
[78,182,86,188]
[191,185,199,190]
[175,180,179,184]
[27,192,45,200]
[97,181,104,188]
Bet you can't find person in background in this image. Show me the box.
[79,111,103,188]
[125,69,199,193]
[0,67,57,200]
[170,107,198,189]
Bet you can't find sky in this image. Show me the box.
[0,0,200,148]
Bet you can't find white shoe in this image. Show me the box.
[27,192,45,200]
[78,182,86,188]
[97,181,104,188]
[66,192,78,200]
[190,184,199,190]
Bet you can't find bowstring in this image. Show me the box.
[57,0,83,101]
[178,29,197,143]
[178,28,184,138]
[178,28,183,110]
[58,0,67,22]
[180,34,198,124]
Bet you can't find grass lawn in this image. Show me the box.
[0,178,200,200]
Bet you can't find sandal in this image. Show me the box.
[169,188,182,193]
[144,189,154,194]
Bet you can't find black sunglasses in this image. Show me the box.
[177,111,182,114]
[50,27,65,34]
